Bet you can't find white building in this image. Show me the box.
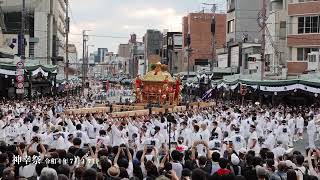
[67,44,77,69]
[265,0,287,75]
[1,0,67,74]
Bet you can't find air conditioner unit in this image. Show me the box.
[307,51,320,71]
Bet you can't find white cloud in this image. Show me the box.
[130,8,176,18]
[69,0,226,53]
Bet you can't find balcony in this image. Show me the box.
[287,34,320,46]
[288,0,320,15]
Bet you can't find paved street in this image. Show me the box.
[293,132,320,153]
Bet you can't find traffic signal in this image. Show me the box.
[248,57,256,62]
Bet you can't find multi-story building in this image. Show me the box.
[216,0,263,75]
[117,44,131,58]
[182,13,226,72]
[95,48,108,63]
[265,0,287,75]
[67,43,77,70]
[286,0,320,74]
[161,31,183,74]
[129,42,144,78]
[226,0,262,44]
[143,30,162,74]
[1,0,67,69]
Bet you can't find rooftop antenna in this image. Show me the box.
[202,3,217,13]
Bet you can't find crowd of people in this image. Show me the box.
[0,97,319,180]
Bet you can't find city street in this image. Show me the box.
[0,0,319,179]
[294,132,320,153]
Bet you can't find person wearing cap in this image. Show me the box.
[230,127,246,154]
[230,154,241,176]
[276,120,290,149]
[247,125,260,154]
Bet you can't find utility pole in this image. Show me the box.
[65,0,70,80]
[82,30,88,93]
[260,0,267,80]
[21,0,26,59]
[17,0,26,99]
[202,3,216,72]
[47,0,53,64]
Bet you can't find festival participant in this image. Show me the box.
[288,113,296,144]
[276,120,291,149]
[296,113,305,140]
[230,127,246,154]
[247,125,260,154]
[262,129,275,150]
[178,121,192,147]
[307,115,317,149]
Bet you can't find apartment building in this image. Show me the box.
[182,13,226,72]
[1,0,67,67]
[287,0,320,74]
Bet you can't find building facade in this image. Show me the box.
[286,0,320,74]
[1,0,67,70]
[143,30,162,74]
[67,44,77,70]
[226,0,262,44]
[182,13,226,72]
[95,48,108,63]
[161,31,183,74]
[265,0,287,75]
[117,44,131,58]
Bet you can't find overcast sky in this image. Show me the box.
[69,0,226,55]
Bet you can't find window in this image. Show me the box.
[298,17,305,33]
[280,21,286,40]
[309,54,316,62]
[304,48,311,60]
[298,16,320,34]
[227,0,235,12]
[227,20,234,33]
[305,17,311,33]
[297,48,304,61]
[312,16,318,33]
[297,48,319,61]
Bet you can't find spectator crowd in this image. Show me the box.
[0,97,319,180]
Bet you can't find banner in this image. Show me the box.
[260,84,320,94]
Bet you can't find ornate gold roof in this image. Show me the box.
[142,63,175,82]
